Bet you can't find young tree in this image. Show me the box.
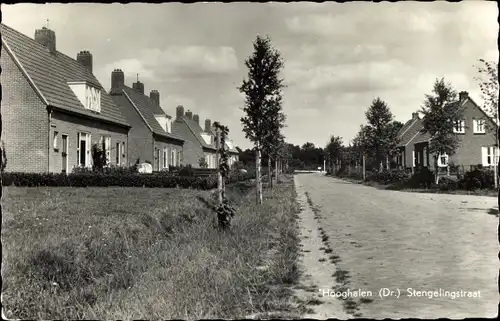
[325,135,343,175]
[419,78,462,184]
[364,97,396,171]
[239,35,285,204]
[262,111,286,189]
[474,59,499,188]
[385,120,404,169]
[213,121,235,230]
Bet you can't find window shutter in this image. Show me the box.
[481,146,488,166]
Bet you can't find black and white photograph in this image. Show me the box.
[1,1,498,320]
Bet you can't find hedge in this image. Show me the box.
[2,171,256,189]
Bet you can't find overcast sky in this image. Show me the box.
[3,2,498,150]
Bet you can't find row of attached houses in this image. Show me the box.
[1,23,239,173]
[394,91,498,172]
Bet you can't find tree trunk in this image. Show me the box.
[216,130,222,205]
[386,155,389,170]
[434,156,439,185]
[494,147,498,188]
[275,159,279,184]
[362,154,366,180]
[255,143,263,204]
[268,156,273,189]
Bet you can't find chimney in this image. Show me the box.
[412,112,419,120]
[111,69,125,93]
[459,91,468,103]
[205,119,211,132]
[176,105,185,121]
[193,114,200,125]
[185,110,193,120]
[34,27,56,54]
[76,50,93,73]
[133,81,145,95]
[150,90,160,106]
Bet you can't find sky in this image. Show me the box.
[2,2,498,150]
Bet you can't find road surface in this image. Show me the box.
[293,173,498,319]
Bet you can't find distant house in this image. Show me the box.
[171,106,217,168]
[395,91,498,172]
[207,127,240,167]
[109,70,184,171]
[1,24,131,173]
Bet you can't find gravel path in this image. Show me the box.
[294,173,498,319]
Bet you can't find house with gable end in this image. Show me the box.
[1,23,131,173]
[394,91,498,172]
[109,70,185,171]
[171,106,218,168]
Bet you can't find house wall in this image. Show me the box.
[173,121,205,167]
[111,94,153,165]
[49,111,129,173]
[452,99,496,166]
[153,136,184,171]
[1,48,49,173]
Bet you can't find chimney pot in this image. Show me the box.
[459,91,468,102]
[193,114,199,124]
[150,90,160,106]
[205,119,211,132]
[176,105,185,120]
[412,112,419,119]
[111,69,125,93]
[77,50,93,73]
[132,81,145,95]
[34,26,56,54]
[185,110,193,120]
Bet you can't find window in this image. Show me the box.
[163,147,168,169]
[437,153,448,167]
[170,149,176,166]
[121,142,125,164]
[53,131,59,151]
[482,146,500,166]
[473,119,486,134]
[116,142,121,165]
[155,148,160,171]
[453,120,465,134]
[77,133,91,167]
[177,150,181,166]
[68,82,102,113]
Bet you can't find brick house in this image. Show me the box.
[1,24,131,173]
[109,70,185,171]
[171,106,218,168]
[395,91,498,172]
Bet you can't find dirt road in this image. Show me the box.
[293,173,498,319]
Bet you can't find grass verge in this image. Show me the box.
[2,176,301,319]
[333,175,497,197]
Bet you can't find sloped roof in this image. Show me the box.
[120,86,184,142]
[397,117,423,147]
[1,23,129,127]
[173,117,217,151]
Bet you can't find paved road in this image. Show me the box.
[295,173,498,319]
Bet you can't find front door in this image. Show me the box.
[61,134,68,173]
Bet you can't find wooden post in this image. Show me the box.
[268,156,273,189]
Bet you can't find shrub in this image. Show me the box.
[460,168,494,190]
[364,169,410,185]
[405,167,434,189]
[437,176,458,191]
[178,165,195,177]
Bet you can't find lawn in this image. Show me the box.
[1,176,302,319]
[335,176,497,197]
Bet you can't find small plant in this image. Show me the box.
[91,143,107,173]
[198,157,208,168]
[216,197,236,230]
